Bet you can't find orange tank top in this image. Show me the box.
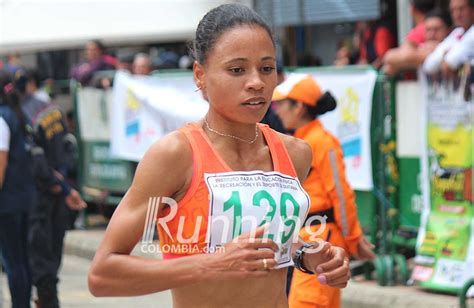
[157,123,307,261]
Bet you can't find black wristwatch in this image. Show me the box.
[293,243,315,274]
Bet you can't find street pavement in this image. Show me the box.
[0,255,171,308]
[1,254,172,308]
[0,228,464,308]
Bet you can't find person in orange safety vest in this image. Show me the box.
[273,74,376,308]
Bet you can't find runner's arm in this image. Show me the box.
[88,131,208,296]
[88,130,278,296]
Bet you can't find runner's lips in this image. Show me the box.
[242,97,267,106]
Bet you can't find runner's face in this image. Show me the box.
[197,25,277,124]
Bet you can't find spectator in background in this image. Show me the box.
[384,8,452,75]
[116,53,135,72]
[442,25,473,73]
[14,68,87,308]
[70,40,116,86]
[0,70,36,308]
[382,0,436,75]
[334,41,352,66]
[4,53,23,75]
[333,38,362,66]
[92,52,136,89]
[93,52,154,89]
[132,53,153,75]
[423,0,474,74]
[356,20,396,68]
[406,0,437,47]
[25,68,52,103]
[154,48,179,69]
[440,24,473,101]
[64,109,82,230]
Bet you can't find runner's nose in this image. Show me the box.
[246,69,265,92]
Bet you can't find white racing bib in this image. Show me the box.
[205,171,310,268]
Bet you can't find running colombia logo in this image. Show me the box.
[140,196,329,254]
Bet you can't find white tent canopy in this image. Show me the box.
[0,0,251,54]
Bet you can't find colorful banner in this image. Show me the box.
[110,71,209,161]
[297,70,377,190]
[110,70,376,190]
[413,66,474,294]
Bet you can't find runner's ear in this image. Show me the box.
[193,61,205,90]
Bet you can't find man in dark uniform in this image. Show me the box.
[14,69,86,308]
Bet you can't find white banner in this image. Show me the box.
[77,87,113,142]
[110,71,209,161]
[110,70,376,190]
[303,70,377,190]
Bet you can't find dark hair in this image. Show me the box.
[0,70,27,134]
[411,0,436,13]
[87,40,106,53]
[305,92,337,118]
[191,3,274,64]
[12,68,41,95]
[287,91,337,119]
[425,8,453,28]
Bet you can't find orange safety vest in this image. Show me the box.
[157,123,299,259]
[289,119,363,308]
[294,119,362,255]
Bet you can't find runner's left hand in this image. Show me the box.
[303,241,350,288]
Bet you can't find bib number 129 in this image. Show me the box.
[223,190,300,244]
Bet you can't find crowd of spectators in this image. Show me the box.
[68,40,193,88]
[334,0,473,80]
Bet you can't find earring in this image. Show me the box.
[194,86,201,92]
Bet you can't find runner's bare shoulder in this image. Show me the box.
[276,132,312,181]
[130,129,193,199]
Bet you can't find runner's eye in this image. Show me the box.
[261,66,275,73]
[229,67,244,74]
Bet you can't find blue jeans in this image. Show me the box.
[0,211,31,308]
